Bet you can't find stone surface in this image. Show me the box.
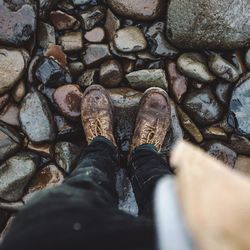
[177,53,215,83]
[106,0,164,21]
[183,87,224,126]
[0,101,20,127]
[208,54,239,83]
[228,74,250,137]
[69,62,84,78]
[0,121,21,163]
[177,106,203,143]
[166,61,188,103]
[230,50,246,76]
[114,27,147,53]
[44,44,67,67]
[35,57,72,86]
[0,48,26,95]
[37,22,56,49]
[245,48,250,70]
[0,1,36,46]
[82,44,112,67]
[53,84,83,121]
[27,142,54,158]
[0,154,36,202]
[104,9,120,40]
[55,142,81,173]
[80,5,105,30]
[77,69,99,88]
[214,81,232,106]
[234,155,250,176]
[202,126,228,141]
[11,80,26,103]
[20,90,56,143]
[23,164,64,202]
[99,59,123,88]
[109,41,136,60]
[166,0,250,49]
[0,94,9,112]
[58,31,83,52]
[126,69,168,90]
[229,134,250,155]
[84,27,105,43]
[204,142,237,168]
[50,10,80,30]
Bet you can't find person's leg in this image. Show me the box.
[129,87,173,217]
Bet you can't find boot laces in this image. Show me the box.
[88,118,106,140]
[142,119,161,149]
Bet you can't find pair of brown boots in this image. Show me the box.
[81,85,171,152]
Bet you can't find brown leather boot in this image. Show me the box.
[131,87,171,152]
[81,85,116,145]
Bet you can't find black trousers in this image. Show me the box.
[1,137,172,250]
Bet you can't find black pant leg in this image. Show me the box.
[128,144,173,216]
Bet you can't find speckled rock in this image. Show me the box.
[58,31,83,52]
[177,53,215,83]
[20,90,56,143]
[107,0,164,21]
[183,87,224,126]
[114,27,147,53]
[0,1,36,46]
[77,69,99,88]
[0,48,26,95]
[0,121,21,163]
[228,73,250,137]
[166,0,250,49]
[55,142,81,173]
[0,154,36,202]
[126,69,168,90]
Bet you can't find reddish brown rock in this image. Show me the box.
[53,84,83,121]
[84,27,105,43]
[100,59,123,88]
[44,44,67,67]
[166,61,188,103]
[50,10,80,30]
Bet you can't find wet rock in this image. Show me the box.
[0,94,9,112]
[234,155,250,176]
[37,22,56,49]
[177,53,215,83]
[208,54,239,83]
[80,5,106,30]
[148,60,165,70]
[20,90,56,143]
[106,0,164,21]
[204,142,237,168]
[82,44,112,67]
[44,44,67,67]
[146,21,165,37]
[23,164,64,202]
[228,74,250,137]
[166,61,188,103]
[58,31,83,52]
[126,69,168,90]
[202,126,228,141]
[50,10,80,30]
[11,80,26,103]
[177,106,203,143]
[55,141,81,173]
[147,32,178,59]
[183,87,224,126]
[100,59,123,88]
[0,48,26,95]
[84,27,105,43]
[77,69,99,88]
[229,134,250,155]
[0,154,36,202]
[0,121,21,163]
[214,81,232,106]
[104,9,120,41]
[53,84,83,121]
[109,88,143,160]
[114,27,147,53]
[0,2,36,46]
[69,62,84,78]
[0,101,20,127]
[166,0,250,49]
[35,57,72,87]
[109,41,136,61]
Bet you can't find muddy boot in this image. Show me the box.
[81,84,116,145]
[131,87,171,152]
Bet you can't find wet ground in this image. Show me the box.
[1,0,250,239]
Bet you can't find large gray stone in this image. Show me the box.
[166,0,250,49]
